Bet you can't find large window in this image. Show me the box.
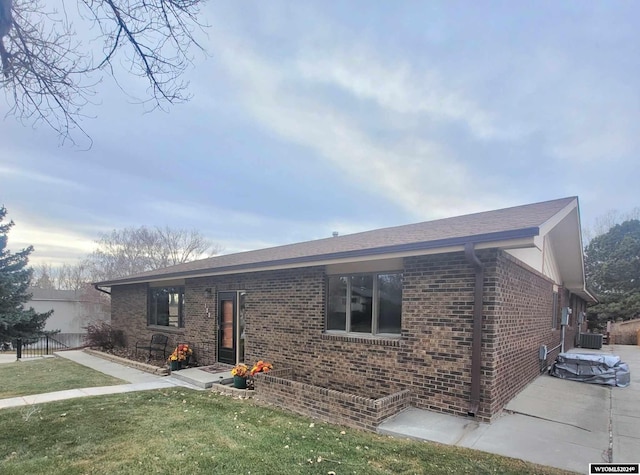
[148,287,185,328]
[326,273,402,335]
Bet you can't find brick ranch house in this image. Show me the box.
[95,196,596,427]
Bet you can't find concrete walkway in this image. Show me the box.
[379,344,640,473]
[0,350,203,410]
[3,347,638,473]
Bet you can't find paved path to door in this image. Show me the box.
[0,350,202,410]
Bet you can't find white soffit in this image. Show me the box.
[546,206,585,290]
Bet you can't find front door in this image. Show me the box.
[218,292,237,365]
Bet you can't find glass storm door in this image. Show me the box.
[218,292,237,365]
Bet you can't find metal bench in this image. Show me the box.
[135,334,169,360]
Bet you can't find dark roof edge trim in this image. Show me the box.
[96,227,540,287]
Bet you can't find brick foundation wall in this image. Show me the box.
[253,372,411,431]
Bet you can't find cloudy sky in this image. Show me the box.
[2,1,639,267]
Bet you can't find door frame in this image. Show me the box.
[217,291,246,365]
[217,291,237,365]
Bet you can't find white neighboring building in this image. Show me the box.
[28,287,110,334]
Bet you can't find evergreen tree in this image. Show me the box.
[585,219,640,330]
[0,206,52,341]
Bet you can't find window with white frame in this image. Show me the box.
[326,273,402,335]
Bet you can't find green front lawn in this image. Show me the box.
[0,389,574,475]
[0,357,125,398]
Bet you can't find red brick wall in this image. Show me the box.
[401,252,479,417]
[110,283,215,362]
[110,284,148,347]
[186,267,327,370]
[110,249,584,423]
[485,252,579,416]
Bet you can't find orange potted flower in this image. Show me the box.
[231,363,249,389]
[230,361,273,389]
[250,360,273,376]
[245,360,273,390]
[167,344,193,371]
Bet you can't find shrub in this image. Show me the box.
[84,321,126,350]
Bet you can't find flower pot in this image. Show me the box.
[233,375,247,389]
[169,361,179,371]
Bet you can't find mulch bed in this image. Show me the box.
[97,348,232,373]
[107,347,167,368]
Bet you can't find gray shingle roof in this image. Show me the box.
[96,196,577,286]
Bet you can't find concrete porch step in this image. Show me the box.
[170,367,232,389]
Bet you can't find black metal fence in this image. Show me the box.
[50,333,86,349]
[15,334,70,359]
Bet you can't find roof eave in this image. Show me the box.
[568,286,598,304]
[94,227,540,287]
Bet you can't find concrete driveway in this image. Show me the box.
[379,344,640,473]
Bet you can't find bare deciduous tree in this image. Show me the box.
[88,225,220,280]
[28,226,217,331]
[0,0,206,145]
[31,226,218,286]
[155,226,220,268]
[31,261,93,290]
[31,262,56,289]
[57,262,93,290]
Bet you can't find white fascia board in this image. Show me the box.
[538,198,578,238]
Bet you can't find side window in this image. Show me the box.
[350,275,373,333]
[148,286,185,328]
[378,273,402,334]
[326,272,402,335]
[327,276,347,331]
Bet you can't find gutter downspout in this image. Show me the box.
[464,242,484,417]
[94,284,111,296]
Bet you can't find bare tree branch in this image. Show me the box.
[0,0,207,146]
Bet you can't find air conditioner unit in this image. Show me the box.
[579,333,603,350]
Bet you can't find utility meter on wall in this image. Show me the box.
[561,307,572,326]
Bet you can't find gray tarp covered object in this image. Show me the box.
[549,353,630,388]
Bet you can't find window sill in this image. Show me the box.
[321,332,402,347]
[146,325,185,334]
